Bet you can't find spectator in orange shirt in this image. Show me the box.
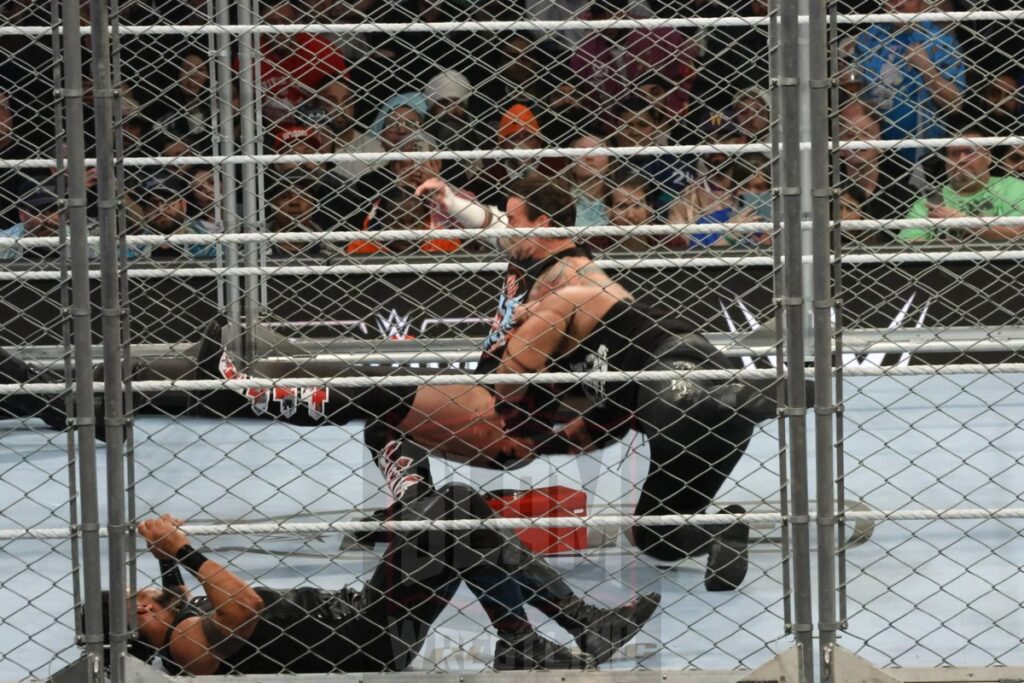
[350,135,468,255]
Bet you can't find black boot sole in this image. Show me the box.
[704,505,750,592]
[580,592,661,664]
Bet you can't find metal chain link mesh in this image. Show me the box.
[830,2,1024,671]
[0,0,1022,680]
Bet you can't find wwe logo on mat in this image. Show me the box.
[377,309,414,341]
[721,293,930,368]
[219,352,329,419]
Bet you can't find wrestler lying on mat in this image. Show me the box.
[105,429,657,674]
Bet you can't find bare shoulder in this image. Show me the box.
[167,615,221,675]
[533,256,632,299]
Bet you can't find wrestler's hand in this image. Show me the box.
[417,179,494,230]
[139,514,189,560]
[415,178,454,209]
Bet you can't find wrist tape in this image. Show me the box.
[175,544,209,575]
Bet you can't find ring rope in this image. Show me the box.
[3,250,1024,282]
[1,364,1023,396]
[270,337,1024,364]
[0,136,1018,169]
[1,11,1021,37]
[3,216,1024,250]
[4,507,1023,541]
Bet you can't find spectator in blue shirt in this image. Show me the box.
[0,180,69,260]
[853,0,965,162]
[611,97,695,214]
[0,178,104,261]
[128,171,217,260]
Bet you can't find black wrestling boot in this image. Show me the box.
[188,318,251,418]
[556,592,661,664]
[632,508,751,591]
[703,505,751,592]
[0,348,68,432]
[493,631,593,671]
[469,508,659,664]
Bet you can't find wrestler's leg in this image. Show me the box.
[0,348,68,431]
[435,483,660,665]
[193,329,424,427]
[392,298,586,467]
[364,428,592,670]
[152,321,533,466]
[630,334,755,588]
[395,384,536,468]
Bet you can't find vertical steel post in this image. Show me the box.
[107,0,138,623]
[212,0,243,356]
[50,0,84,646]
[237,0,263,361]
[779,0,814,679]
[809,0,838,677]
[768,0,793,635]
[88,2,129,682]
[828,0,850,637]
[62,2,104,679]
[797,0,815,354]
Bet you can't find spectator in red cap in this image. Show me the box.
[272,124,331,174]
[257,1,348,126]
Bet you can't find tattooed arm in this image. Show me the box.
[531,257,633,301]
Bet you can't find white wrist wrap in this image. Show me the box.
[443,190,504,230]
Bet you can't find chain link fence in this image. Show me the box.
[829,4,1024,675]
[1,1,1022,682]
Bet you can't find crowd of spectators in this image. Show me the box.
[1,0,1024,262]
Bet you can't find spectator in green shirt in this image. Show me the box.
[900,122,1024,243]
